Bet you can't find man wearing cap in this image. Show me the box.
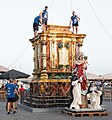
[39,6,48,32]
[5,79,17,114]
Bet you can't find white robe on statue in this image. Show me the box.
[87,89,102,109]
[70,80,82,109]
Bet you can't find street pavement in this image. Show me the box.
[0,101,112,120]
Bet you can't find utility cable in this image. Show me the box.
[49,0,55,10]
[8,44,30,68]
[88,0,112,39]
[70,0,73,13]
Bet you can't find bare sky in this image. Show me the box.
[0,0,112,75]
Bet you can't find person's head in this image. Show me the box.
[9,79,13,83]
[78,52,83,60]
[21,85,23,88]
[71,74,78,82]
[91,82,96,87]
[45,6,48,10]
[84,56,88,60]
[89,82,97,91]
[72,11,75,16]
[14,79,17,84]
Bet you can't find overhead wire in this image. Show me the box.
[49,0,55,10]
[68,0,73,26]
[8,0,55,69]
[8,0,78,69]
[70,0,72,13]
[88,0,112,39]
[8,44,30,68]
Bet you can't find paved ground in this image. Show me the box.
[0,101,112,120]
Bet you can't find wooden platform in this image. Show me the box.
[62,108,108,117]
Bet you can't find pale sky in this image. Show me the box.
[0,0,112,75]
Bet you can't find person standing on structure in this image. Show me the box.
[69,11,80,34]
[33,15,42,36]
[39,6,48,32]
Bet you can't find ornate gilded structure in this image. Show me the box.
[29,25,86,108]
[30,25,86,79]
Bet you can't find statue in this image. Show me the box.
[73,53,88,94]
[70,53,103,110]
[70,53,89,109]
[86,82,102,109]
[69,75,82,109]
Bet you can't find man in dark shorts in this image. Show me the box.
[5,79,17,114]
[33,15,42,36]
[69,11,80,34]
[39,6,48,31]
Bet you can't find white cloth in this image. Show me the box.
[70,80,82,109]
[87,90,102,109]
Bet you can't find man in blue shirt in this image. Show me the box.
[39,6,48,32]
[33,15,42,36]
[69,11,80,34]
[5,79,17,114]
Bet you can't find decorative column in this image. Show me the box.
[75,42,79,60]
[33,44,38,79]
[78,43,83,54]
[51,40,56,70]
[75,36,83,60]
[40,39,48,79]
[42,41,47,70]
[72,39,76,68]
[35,44,38,73]
[33,47,35,68]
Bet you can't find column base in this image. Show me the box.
[40,70,48,79]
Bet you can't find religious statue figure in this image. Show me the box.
[69,75,82,109]
[73,53,88,94]
[86,82,102,109]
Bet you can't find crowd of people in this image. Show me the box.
[33,6,80,36]
[95,80,111,88]
[3,79,29,115]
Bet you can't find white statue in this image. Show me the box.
[87,82,102,109]
[70,75,82,109]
